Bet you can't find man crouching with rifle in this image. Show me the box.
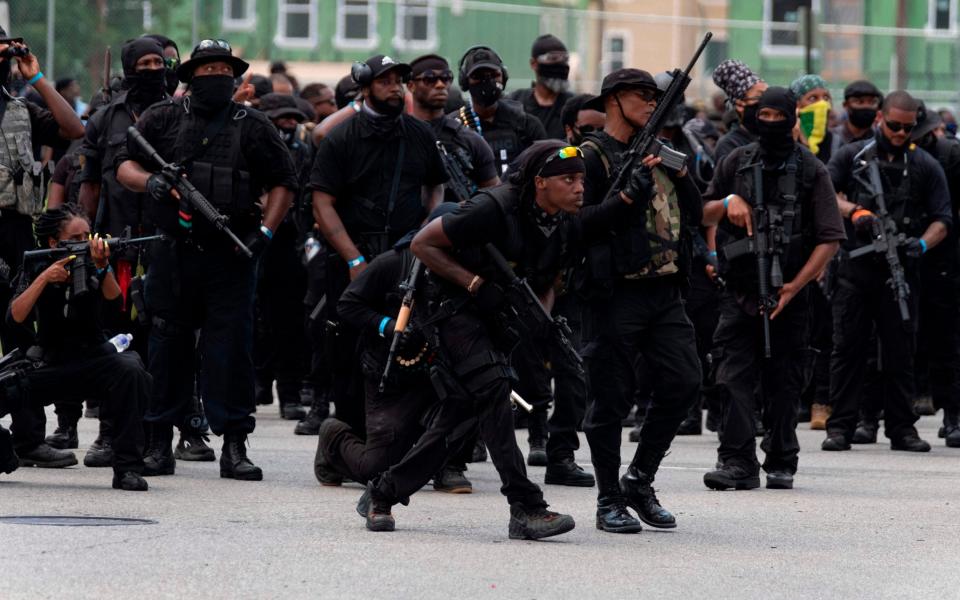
[355,140,634,539]
[5,206,153,491]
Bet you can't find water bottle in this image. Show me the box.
[109,333,133,353]
[304,233,321,263]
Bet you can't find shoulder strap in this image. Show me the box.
[778,150,799,240]
[579,139,611,178]
[384,136,407,236]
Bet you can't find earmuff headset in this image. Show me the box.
[351,61,373,87]
[457,45,508,92]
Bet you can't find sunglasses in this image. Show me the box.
[576,125,600,135]
[537,146,583,176]
[194,39,231,53]
[164,56,180,70]
[884,119,916,133]
[412,70,454,85]
[624,88,659,103]
[536,51,569,65]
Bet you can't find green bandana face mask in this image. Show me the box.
[798,99,831,154]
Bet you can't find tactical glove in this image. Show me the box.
[621,165,654,205]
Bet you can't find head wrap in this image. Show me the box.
[789,74,828,99]
[712,59,762,103]
[409,54,449,78]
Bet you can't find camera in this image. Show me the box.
[0,45,29,59]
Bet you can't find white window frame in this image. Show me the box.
[222,0,256,32]
[393,0,437,52]
[761,0,821,58]
[335,0,379,51]
[600,29,630,77]
[274,0,317,49]
[926,0,958,33]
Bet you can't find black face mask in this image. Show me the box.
[848,107,877,129]
[164,69,179,96]
[366,93,404,118]
[190,74,234,114]
[537,63,569,81]
[741,103,760,136]
[125,69,166,108]
[757,119,795,160]
[471,77,503,107]
[278,125,296,144]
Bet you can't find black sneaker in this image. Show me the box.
[83,436,114,468]
[766,471,794,489]
[0,427,19,475]
[703,464,760,491]
[508,503,575,540]
[544,458,595,487]
[315,419,345,486]
[821,433,852,451]
[890,434,931,453]
[175,432,216,462]
[45,425,79,450]
[620,468,676,529]
[359,485,395,532]
[143,425,175,476]
[112,471,148,491]
[432,465,473,494]
[595,496,643,534]
[852,422,878,444]
[220,433,263,480]
[470,439,488,463]
[18,443,78,468]
[945,425,960,448]
[527,440,547,467]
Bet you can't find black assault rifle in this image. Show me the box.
[485,243,583,376]
[380,258,425,392]
[604,32,712,201]
[127,126,253,257]
[847,141,911,321]
[436,141,474,203]
[22,230,165,299]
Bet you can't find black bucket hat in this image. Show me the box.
[177,39,249,83]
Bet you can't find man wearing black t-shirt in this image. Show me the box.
[508,34,574,140]
[310,54,446,434]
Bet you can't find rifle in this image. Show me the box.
[604,32,712,201]
[102,46,112,102]
[379,258,424,392]
[847,142,911,321]
[722,160,782,358]
[484,243,583,376]
[127,126,254,257]
[21,231,166,299]
[436,141,474,203]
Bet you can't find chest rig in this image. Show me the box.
[0,98,44,215]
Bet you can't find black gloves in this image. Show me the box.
[621,165,654,205]
[146,172,177,202]
[903,237,926,259]
[851,207,879,237]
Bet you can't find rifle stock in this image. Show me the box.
[379,258,424,392]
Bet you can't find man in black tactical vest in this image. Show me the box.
[0,30,85,469]
[451,46,546,176]
[117,39,299,480]
[577,68,702,534]
[700,87,844,491]
[310,54,446,438]
[823,90,952,453]
[909,102,960,448]
[508,34,574,140]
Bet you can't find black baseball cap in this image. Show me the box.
[461,47,504,78]
[0,26,23,44]
[177,39,249,82]
[843,80,883,101]
[584,68,660,112]
[259,93,306,122]
[363,55,412,80]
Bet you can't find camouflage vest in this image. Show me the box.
[627,166,682,278]
[0,98,43,215]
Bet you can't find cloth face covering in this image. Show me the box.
[798,99,831,154]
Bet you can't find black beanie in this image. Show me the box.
[757,86,798,130]
[121,38,164,77]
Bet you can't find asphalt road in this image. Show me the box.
[1,406,958,600]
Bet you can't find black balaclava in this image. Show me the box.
[142,34,181,95]
[121,38,166,110]
[190,74,235,115]
[755,86,797,161]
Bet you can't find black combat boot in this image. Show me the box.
[0,426,19,475]
[620,451,676,529]
[545,457,595,487]
[526,407,548,467]
[703,463,760,490]
[508,502,576,540]
[18,443,78,468]
[890,432,931,452]
[943,408,960,448]
[432,464,473,493]
[220,433,263,480]
[112,470,148,491]
[143,423,175,476]
[314,418,346,486]
[294,388,330,435]
[766,471,794,489]
[596,493,643,534]
[175,430,216,461]
[821,432,851,451]
[852,419,878,444]
[45,424,79,450]
[676,400,702,435]
[357,484,396,532]
[83,435,114,468]
[470,439,488,463]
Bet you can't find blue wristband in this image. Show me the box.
[259,224,273,240]
[347,255,365,268]
[919,239,928,254]
[96,264,113,277]
[27,72,43,86]
[723,195,732,209]
[378,316,391,338]
[708,250,717,258]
